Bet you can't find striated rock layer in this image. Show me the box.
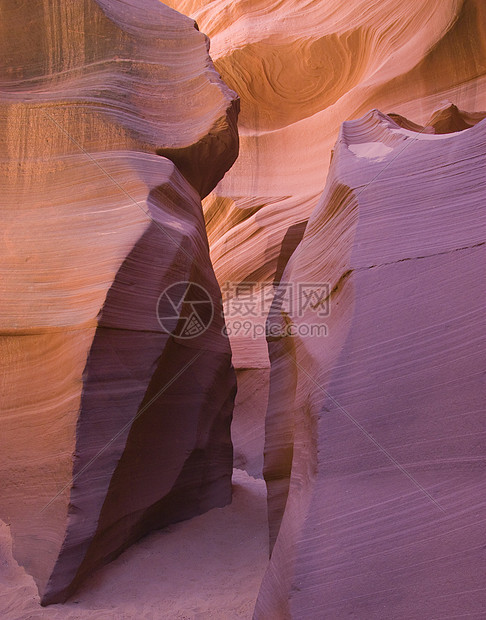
[257,110,486,618]
[231,368,270,478]
[165,0,486,502]
[165,0,486,368]
[161,3,486,612]
[0,0,238,605]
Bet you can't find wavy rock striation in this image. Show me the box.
[257,110,486,618]
[165,0,486,498]
[165,0,486,368]
[1,0,238,605]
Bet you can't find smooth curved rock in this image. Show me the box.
[0,0,238,605]
[166,0,486,369]
[257,110,486,618]
[159,8,486,614]
[232,368,270,478]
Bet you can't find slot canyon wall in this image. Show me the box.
[164,0,486,487]
[1,0,239,606]
[259,108,486,618]
[165,0,486,618]
[1,0,485,617]
[165,0,486,366]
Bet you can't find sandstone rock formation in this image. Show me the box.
[160,5,486,614]
[165,0,486,369]
[0,0,238,605]
[231,368,270,477]
[3,0,486,616]
[257,109,486,618]
[164,2,486,515]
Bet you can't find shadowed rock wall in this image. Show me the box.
[0,0,238,604]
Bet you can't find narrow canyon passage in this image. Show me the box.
[1,0,485,618]
[0,470,268,618]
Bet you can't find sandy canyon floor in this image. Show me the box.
[0,470,267,619]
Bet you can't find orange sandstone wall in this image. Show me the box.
[1,0,238,604]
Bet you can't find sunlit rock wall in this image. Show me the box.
[0,0,238,605]
[165,0,486,367]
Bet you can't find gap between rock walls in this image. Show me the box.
[1,0,486,618]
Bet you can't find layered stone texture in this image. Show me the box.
[165,0,486,369]
[0,0,238,605]
[256,110,486,618]
[164,1,486,505]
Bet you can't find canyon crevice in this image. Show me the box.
[1,0,485,617]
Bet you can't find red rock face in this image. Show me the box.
[257,109,486,618]
[3,0,486,616]
[0,0,238,605]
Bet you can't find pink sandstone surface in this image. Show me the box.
[166,0,486,369]
[258,109,486,618]
[165,3,486,516]
[1,0,486,617]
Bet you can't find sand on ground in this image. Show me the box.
[0,470,267,620]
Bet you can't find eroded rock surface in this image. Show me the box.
[166,0,486,369]
[0,0,238,605]
[231,368,270,478]
[257,110,486,618]
[156,5,486,613]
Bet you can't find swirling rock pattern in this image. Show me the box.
[165,0,486,368]
[162,4,486,614]
[1,0,238,605]
[258,110,486,618]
